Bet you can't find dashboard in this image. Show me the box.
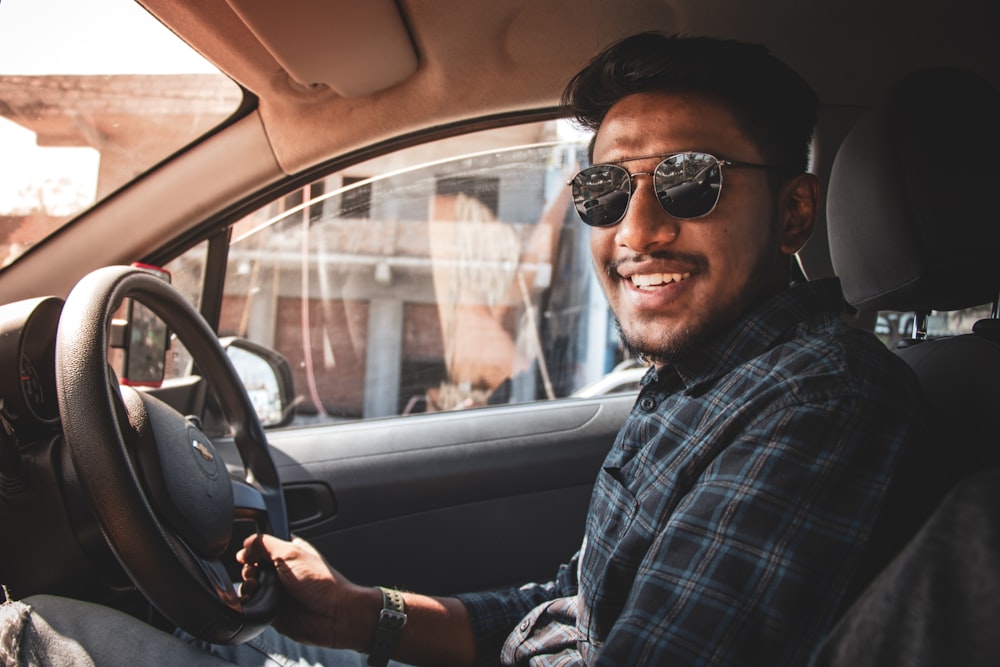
[0,296,64,446]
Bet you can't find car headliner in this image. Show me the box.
[142,0,998,172]
[2,0,997,303]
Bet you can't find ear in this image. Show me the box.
[778,173,820,255]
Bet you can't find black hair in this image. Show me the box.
[561,32,819,175]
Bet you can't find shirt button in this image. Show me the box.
[638,396,657,411]
[519,619,531,633]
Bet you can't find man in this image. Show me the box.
[224,32,936,666]
[10,32,939,666]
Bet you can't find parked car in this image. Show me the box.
[572,360,648,398]
[1,0,997,657]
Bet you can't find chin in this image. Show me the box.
[617,320,694,365]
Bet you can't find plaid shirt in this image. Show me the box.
[458,278,931,666]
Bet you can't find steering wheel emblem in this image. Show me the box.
[187,428,219,479]
[192,439,214,462]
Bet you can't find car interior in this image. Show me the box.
[828,66,1000,474]
[1,0,999,659]
[813,63,1000,662]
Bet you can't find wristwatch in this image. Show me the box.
[367,587,407,667]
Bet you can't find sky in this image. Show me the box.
[0,0,217,75]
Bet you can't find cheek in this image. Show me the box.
[698,224,769,292]
[704,181,779,268]
[701,223,747,270]
[716,220,783,289]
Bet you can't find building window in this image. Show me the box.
[340,176,372,219]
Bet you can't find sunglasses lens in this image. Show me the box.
[654,153,723,219]
[571,165,631,227]
[570,153,724,226]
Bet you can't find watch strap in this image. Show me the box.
[367,587,407,667]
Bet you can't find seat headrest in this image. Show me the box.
[827,67,1000,313]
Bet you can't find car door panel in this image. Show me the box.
[220,394,633,594]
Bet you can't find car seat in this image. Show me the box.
[810,67,1000,666]
[828,66,1000,470]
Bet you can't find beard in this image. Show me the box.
[614,313,695,366]
[610,240,786,367]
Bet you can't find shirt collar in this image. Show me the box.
[642,278,847,393]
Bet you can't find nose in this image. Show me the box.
[614,174,681,252]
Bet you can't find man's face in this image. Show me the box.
[589,91,795,365]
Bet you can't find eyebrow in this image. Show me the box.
[594,151,785,172]
[597,150,709,166]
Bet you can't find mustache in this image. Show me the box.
[604,250,709,278]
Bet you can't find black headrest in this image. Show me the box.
[827,68,1000,312]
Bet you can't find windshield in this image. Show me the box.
[0,0,242,268]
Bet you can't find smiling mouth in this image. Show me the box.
[629,272,692,290]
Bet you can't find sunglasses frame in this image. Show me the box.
[568,151,784,227]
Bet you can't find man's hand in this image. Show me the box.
[239,533,478,665]
[237,533,380,650]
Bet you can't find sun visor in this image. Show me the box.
[224,0,418,97]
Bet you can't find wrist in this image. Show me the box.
[337,585,383,652]
[367,587,407,667]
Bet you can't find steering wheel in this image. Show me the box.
[55,265,289,644]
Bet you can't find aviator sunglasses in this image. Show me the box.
[569,151,784,227]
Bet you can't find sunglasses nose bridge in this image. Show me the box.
[626,170,655,187]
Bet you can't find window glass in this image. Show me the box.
[0,0,242,267]
[876,304,993,348]
[105,244,204,386]
[162,241,208,380]
[220,120,634,425]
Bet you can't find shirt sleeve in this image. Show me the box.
[456,551,581,663]
[591,393,917,666]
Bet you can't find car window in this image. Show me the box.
[0,0,242,268]
[204,120,635,426]
[876,304,993,348]
[161,241,207,380]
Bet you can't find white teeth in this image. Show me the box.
[630,272,691,288]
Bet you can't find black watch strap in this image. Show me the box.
[367,587,407,667]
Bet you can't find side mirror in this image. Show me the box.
[220,337,296,428]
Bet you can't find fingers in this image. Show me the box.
[237,532,293,566]
[238,573,260,600]
[237,533,320,591]
[237,534,289,603]
[236,532,343,603]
